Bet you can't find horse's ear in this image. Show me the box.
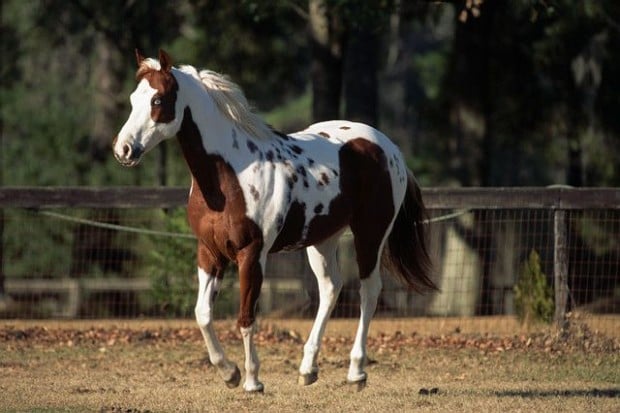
[135,49,146,67]
[158,49,173,72]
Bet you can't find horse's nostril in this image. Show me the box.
[122,143,131,156]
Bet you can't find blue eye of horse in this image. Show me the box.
[152,97,162,106]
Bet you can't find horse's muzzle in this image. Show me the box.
[113,139,144,167]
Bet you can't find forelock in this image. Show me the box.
[136,58,162,81]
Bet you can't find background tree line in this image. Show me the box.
[2,0,619,188]
[1,0,619,315]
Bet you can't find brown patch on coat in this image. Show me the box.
[178,107,264,327]
[137,64,178,124]
[340,139,394,278]
[269,201,306,252]
[340,126,351,130]
[319,132,330,138]
[271,138,395,277]
[301,138,394,269]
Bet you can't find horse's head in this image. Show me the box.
[113,49,182,167]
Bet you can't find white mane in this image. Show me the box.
[178,65,273,141]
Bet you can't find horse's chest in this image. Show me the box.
[187,178,262,262]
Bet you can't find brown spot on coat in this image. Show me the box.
[249,185,260,201]
[246,140,259,154]
[319,132,330,138]
[319,172,330,186]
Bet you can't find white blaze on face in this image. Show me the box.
[113,79,164,166]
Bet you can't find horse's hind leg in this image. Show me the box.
[299,235,343,385]
[347,268,381,389]
[195,266,241,388]
[347,219,391,389]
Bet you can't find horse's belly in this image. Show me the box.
[269,190,350,253]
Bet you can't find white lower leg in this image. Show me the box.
[195,268,238,384]
[240,323,264,392]
[348,272,381,383]
[299,301,334,377]
[299,313,327,376]
[299,243,342,380]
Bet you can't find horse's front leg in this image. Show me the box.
[195,250,241,388]
[237,242,265,393]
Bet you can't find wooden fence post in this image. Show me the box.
[553,209,569,330]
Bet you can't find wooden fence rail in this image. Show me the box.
[1,186,619,209]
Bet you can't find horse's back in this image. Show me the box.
[300,120,389,145]
[299,120,407,194]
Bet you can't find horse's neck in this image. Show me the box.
[177,107,256,212]
[177,106,230,211]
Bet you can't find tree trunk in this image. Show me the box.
[343,26,380,127]
[90,35,126,163]
[309,0,343,122]
[566,132,583,186]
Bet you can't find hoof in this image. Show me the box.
[347,377,367,392]
[244,382,265,393]
[298,372,318,386]
[224,365,241,389]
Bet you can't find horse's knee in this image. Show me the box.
[237,312,256,329]
[195,303,212,328]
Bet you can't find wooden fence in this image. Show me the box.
[1,186,619,326]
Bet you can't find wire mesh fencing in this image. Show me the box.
[0,187,618,335]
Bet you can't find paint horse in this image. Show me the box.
[113,50,435,392]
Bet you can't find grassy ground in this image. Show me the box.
[1,317,618,412]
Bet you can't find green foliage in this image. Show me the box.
[263,90,311,132]
[3,210,72,279]
[146,209,197,317]
[413,49,448,101]
[514,250,554,325]
[168,1,308,112]
[574,212,620,256]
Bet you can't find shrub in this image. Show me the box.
[514,250,554,325]
[147,209,197,317]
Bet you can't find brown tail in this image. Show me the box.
[382,172,437,292]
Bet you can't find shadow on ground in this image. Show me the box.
[494,388,620,398]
